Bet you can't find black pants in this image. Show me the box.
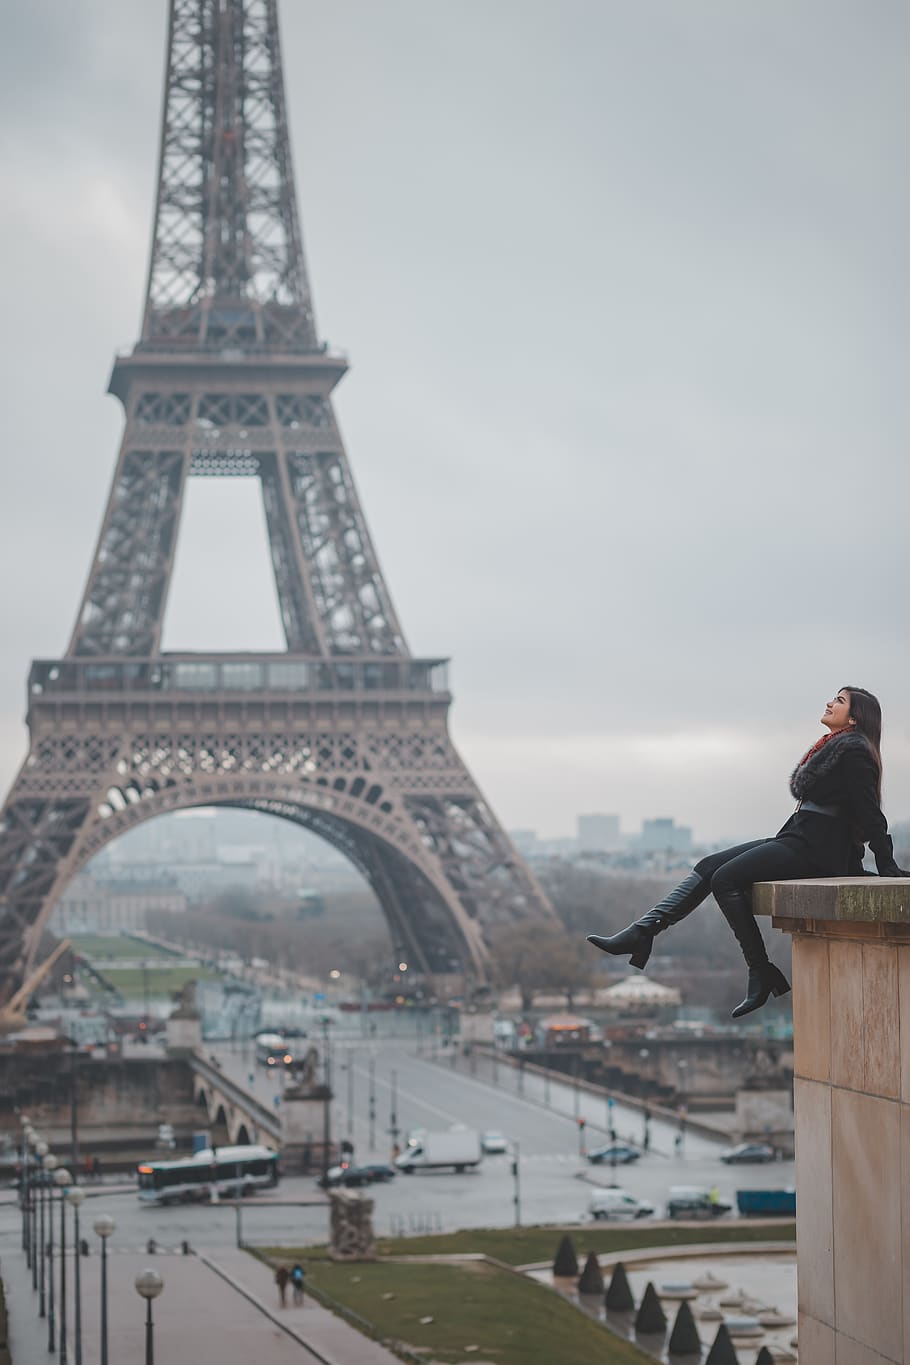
[693,838,818,899]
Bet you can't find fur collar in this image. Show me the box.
[790,729,870,799]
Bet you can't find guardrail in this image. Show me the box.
[29,655,449,699]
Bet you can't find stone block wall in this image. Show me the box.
[757,878,910,1365]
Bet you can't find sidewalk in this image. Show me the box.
[1,1239,399,1364]
[206,1248,401,1365]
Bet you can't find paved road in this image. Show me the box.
[2,1037,793,1256]
[196,1037,795,1237]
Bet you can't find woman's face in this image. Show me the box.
[821,690,853,731]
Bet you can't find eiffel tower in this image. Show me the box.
[0,0,556,1006]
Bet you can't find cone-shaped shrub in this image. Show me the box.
[705,1321,740,1365]
[667,1299,701,1355]
[755,1350,774,1365]
[577,1250,604,1295]
[552,1234,578,1277]
[634,1281,667,1335]
[605,1261,635,1313]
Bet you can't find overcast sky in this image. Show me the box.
[1,1,907,844]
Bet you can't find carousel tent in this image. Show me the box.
[599,976,682,1008]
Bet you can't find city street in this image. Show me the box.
[49,1034,794,1250]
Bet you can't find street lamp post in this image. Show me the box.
[19,1120,31,1260]
[320,1016,333,1179]
[35,1141,49,1310]
[94,1216,115,1365]
[135,1269,164,1365]
[31,1134,44,1284]
[55,1166,73,1365]
[66,1187,85,1365]
[368,1052,376,1152]
[22,1129,34,1275]
[44,1153,59,1350]
[676,1059,689,1153]
[389,1068,399,1155]
[346,1052,354,1140]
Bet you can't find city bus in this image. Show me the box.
[254,1032,296,1067]
[137,1145,279,1204]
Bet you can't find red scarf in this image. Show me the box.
[797,727,852,768]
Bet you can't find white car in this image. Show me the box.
[481,1131,509,1155]
[589,1188,654,1221]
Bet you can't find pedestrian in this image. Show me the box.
[673,1133,682,1156]
[588,687,908,1016]
[275,1264,290,1308]
[92,1155,102,1181]
[291,1262,305,1306]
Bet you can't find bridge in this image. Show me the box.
[189,1052,283,1148]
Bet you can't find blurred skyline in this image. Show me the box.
[0,1,907,842]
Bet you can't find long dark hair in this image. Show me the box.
[843,685,883,800]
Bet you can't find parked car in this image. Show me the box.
[665,1186,732,1220]
[318,1164,376,1189]
[587,1143,640,1166]
[589,1187,654,1221]
[357,1164,397,1183]
[481,1132,508,1155]
[719,1143,776,1165]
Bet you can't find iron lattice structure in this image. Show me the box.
[0,0,555,1005]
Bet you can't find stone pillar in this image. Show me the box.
[165,986,202,1054]
[328,1189,376,1261]
[281,1081,332,1173]
[756,877,910,1365]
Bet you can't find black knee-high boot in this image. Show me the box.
[586,872,709,970]
[714,887,790,1018]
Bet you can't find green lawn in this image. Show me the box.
[261,1220,796,1268]
[259,1257,652,1365]
[71,935,178,961]
[254,1222,796,1364]
[98,965,221,995]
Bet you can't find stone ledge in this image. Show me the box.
[753,877,910,925]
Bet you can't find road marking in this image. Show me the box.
[348,1062,465,1127]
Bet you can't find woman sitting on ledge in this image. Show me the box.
[587,686,908,1019]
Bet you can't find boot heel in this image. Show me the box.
[629,944,651,970]
[769,967,791,998]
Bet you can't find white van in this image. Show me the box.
[395,1128,482,1173]
[588,1187,654,1221]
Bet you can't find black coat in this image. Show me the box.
[776,730,902,876]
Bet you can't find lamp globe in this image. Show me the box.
[135,1269,164,1300]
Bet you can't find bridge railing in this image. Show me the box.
[190,1052,282,1142]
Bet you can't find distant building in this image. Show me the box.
[577,813,621,852]
[639,818,693,854]
[51,870,187,934]
[105,859,259,901]
[508,829,540,856]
